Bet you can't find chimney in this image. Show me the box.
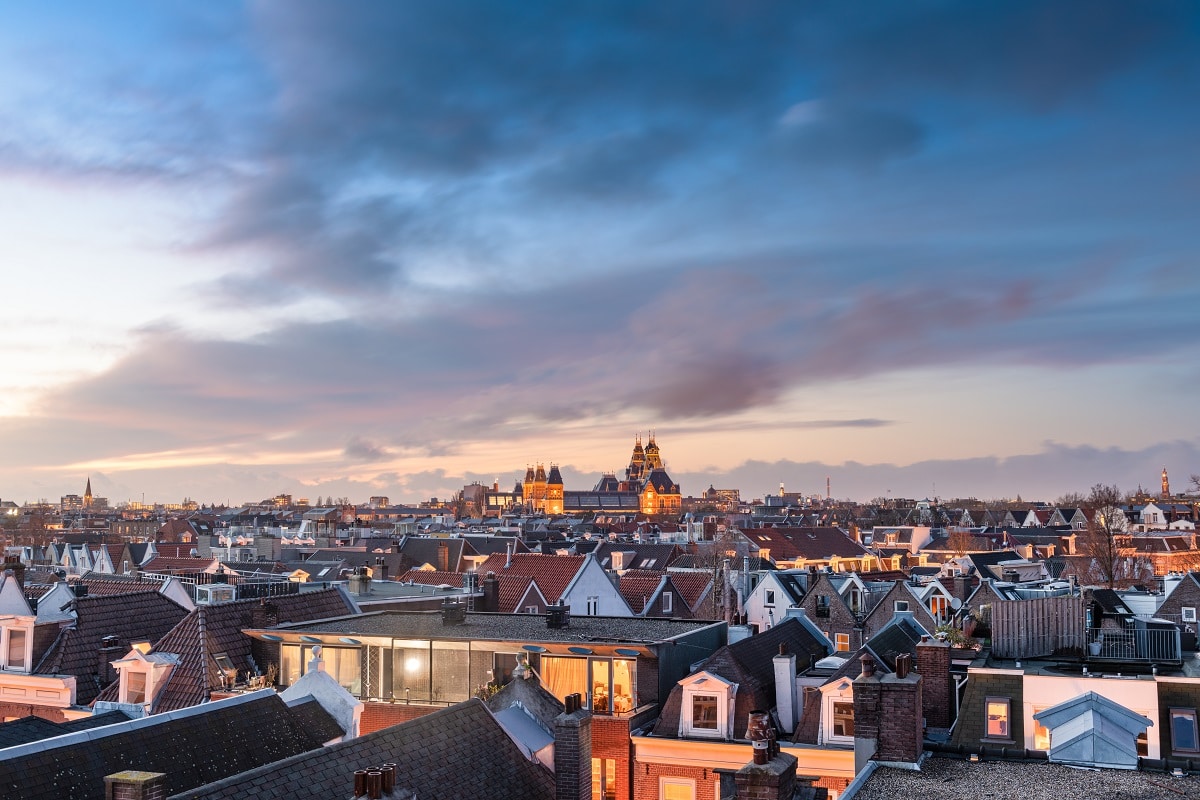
[854,652,923,770]
[98,635,123,688]
[547,600,570,629]
[441,599,466,626]
[3,557,25,591]
[773,644,798,736]
[554,693,592,800]
[505,542,514,569]
[437,542,449,572]
[917,635,953,730]
[104,771,167,800]
[482,572,499,613]
[251,599,279,629]
[734,724,797,800]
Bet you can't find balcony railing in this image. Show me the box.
[1085,624,1182,666]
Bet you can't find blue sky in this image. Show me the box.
[0,1,1198,505]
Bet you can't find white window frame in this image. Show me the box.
[764,589,775,607]
[820,678,856,746]
[0,623,33,672]
[895,600,909,612]
[680,673,733,740]
[662,591,673,613]
[1184,607,1197,623]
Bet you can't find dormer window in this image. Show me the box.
[2,628,29,671]
[820,678,856,746]
[679,673,733,739]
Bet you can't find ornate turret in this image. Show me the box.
[545,465,564,515]
[626,435,647,483]
[645,434,663,470]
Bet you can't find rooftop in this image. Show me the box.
[258,609,721,647]
[853,756,1200,800]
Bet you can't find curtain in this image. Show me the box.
[542,656,587,703]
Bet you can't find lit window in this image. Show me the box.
[1172,708,1200,753]
[660,777,695,800]
[592,758,616,800]
[126,672,147,705]
[5,629,27,671]
[835,633,850,652]
[985,697,1010,739]
[692,695,719,729]
[1032,708,1051,750]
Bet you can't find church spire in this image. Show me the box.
[84,477,93,508]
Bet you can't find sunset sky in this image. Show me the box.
[1,2,1198,506]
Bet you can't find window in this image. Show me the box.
[815,595,830,617]
[660,777,695,800]
[126,671,147,704]
[592,758,616,800]
[765,590,776,607]
[692,695,719,730]
[985,697,1011,739]
[835,633,850,652]
[930,595,948,620]
[833,701,855,737]
[587,596,599,615]
[1184,608,1197,623]
[5,629,27,671]
[1171,708,1200,753]
[662,591,673,613]
[526,605,539,614]
[1032,708,1051,750]
[895,600,909,612]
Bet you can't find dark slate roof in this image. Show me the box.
[592,542,683,571]
[397,536,466,571]
[652,618,827,740]
[0,711,131,750]
[35,590,191,704]
[460,535,530,557]
[0,692,332,800]
[863,616,926,671]
[173,699,555,800]
[94,588,357,713]
[285,697,347,744]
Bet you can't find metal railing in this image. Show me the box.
[1085,624,1182,664]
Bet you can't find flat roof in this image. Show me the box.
[254,610,723,647]
[855,757,1200,800]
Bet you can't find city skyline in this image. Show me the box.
[1,3,1198,505]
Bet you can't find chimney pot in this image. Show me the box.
[860,653,876,677]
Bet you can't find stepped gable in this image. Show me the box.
[174,698,555,800]
[35,591,191,705]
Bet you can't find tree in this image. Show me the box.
[1080,483,1130,588]
[946,528,978,556]
[1055,491,1086,507]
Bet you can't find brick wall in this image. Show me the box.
[0,702,67,723]
[916,638,952,729]
[555,709,592,800]
[800,575,862,650]
[634,762,717,800]
[636,658,659,707]
[361,701,441,734]
[593,715,633,800]
[875,674,922,763]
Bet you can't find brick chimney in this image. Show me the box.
[437,542,449,572]
[3,556,25,591]
[554,693,592,800]
[104,770,166,800]
[98,635,124,688]
[854,652,924,770]
[482,572,499,613]
[733,750,798,800]
[916,635,952,730]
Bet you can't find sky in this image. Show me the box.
[0,1,1198,507]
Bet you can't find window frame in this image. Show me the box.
[662,591,673,614]
[894,600,910,612]
[1171,708,1200,753]
[835,633,850,652]
[984,696,1012,741]
[764,589,775,607]
[659,776,695,800]
[1184,607,1197,623]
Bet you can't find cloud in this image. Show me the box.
[343,436,391,462]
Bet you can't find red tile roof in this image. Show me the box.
[152,543,199,558]
[618,571,665,614]
[475,553,585,603]
[142,556,216,574]
[496,574,541,613]
[666,571,714,612]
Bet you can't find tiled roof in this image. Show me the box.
[619,571,665,614]
[667,571,714,613]
[397,537,465,572]
[0,711,130,749]
[744,527,871,561]
[70,575,167,596]
[397,569,465,587]
[35,591,191,704]
[476,553,584,603]
[592,542,683,570]
[96,588,356,713]
[142,556,215,573]
[152,543,199,558]
[173,699,554,800]
[0,692,333,800]
[496,574,540,613]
